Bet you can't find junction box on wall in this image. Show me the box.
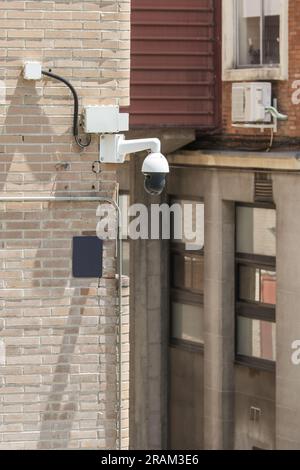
[83,105,129,135]
[82,104,164,165]
[23,61,42,80]
[22,61,169,195]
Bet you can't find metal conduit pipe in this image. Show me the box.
[0,195,123,450]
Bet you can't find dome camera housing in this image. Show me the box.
[142,152,169,196]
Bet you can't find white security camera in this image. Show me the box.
[142,152,169,196]
[100,134,169,196]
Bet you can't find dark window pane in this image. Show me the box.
[172,253,204,294]
[237,316,276,361]
[171,302,204,345]
[263,0,280,64]
[238,265,260,302]
[236,206,276,256]
[172,254,192,290]
[263,15,280,64]
[192,256,204,293]
[238,265,276,305]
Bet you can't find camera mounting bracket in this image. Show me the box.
[99,134,162,164]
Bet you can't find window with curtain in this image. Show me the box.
[237,0,280,67]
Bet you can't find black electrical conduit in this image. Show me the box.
[42,70,92,149]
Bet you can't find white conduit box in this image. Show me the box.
[84,105,129,134]
[23,62,42,80]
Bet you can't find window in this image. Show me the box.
[237,317,276,361]
[236,205,276,256]
[237,0,280,67]
[238,265,276,305]
[169,199,204,349]
[235,204,276,369]
[222,0,288,81]
[171,301,204,345]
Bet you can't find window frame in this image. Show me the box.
[236,0,280,69]
[235,202,276,372]
[169,195,205,353]
[170,244,204,296]
[222,0,288,81]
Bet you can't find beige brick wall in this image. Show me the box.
[120,275,129,450]
[0,0,130,449]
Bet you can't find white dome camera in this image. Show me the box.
[142,152,170,196]
[100,134,169,196]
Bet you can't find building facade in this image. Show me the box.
[0,0,130,450]
[126,0,300,450]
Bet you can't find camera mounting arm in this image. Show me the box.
[99,134,169,195]
[100,134,162,164]
[117,136,161,156]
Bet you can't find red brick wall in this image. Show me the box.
[222,0,300,140]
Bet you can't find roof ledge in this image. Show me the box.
[168,150,300,171]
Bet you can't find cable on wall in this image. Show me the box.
[42,70,92,149]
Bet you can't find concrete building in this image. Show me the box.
[125,0,300,450]
[0,0,130,450]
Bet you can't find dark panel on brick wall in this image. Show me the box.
[72,237,103,278]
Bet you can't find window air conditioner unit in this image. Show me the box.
[232,82,272,124]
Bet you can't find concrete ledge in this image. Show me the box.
[168,150,300,171]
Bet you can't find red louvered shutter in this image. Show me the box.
[127,0,221,129]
